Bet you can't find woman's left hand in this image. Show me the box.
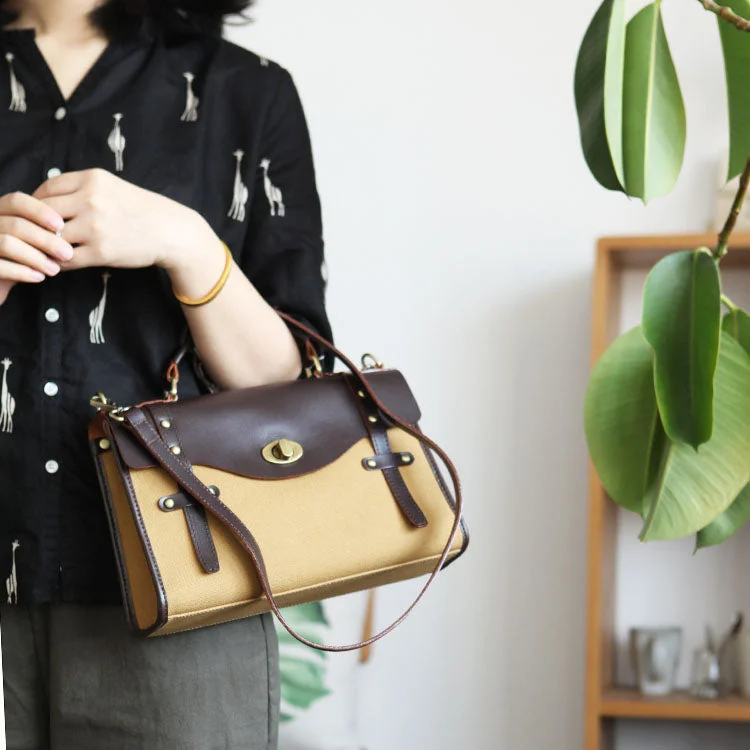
[32,168,218,273]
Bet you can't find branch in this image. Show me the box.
[722,293,739,312]
[698,0,750,31]
[715,156,750,259]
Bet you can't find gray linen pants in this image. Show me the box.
[0,604,280,750]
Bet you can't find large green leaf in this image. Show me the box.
[717,0,750,180]
[574,0,626,190]
[622,1,686,202]
[696,483,750,549]
[642,249,721,448]
[585,326,665,515]
[695,308,750,549]
[276,602,331,722]
[722,307,750,353]
[641,333,750,541]
[278,657,331,712]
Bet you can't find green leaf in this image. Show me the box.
[622,1,686,202]
[278,656,331,711]
[584,326,665,515]
[693,308,750,549]
[280,601,329,628]
[696,483,750,549]
[641,333,750,541]
[716,0,750,181]
[722,308,750,353]
[276,602,330,655]
[642,249,721,448]
[574,0,627,190]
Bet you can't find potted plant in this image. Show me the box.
[576,0,750,549]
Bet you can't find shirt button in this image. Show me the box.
[46,167,62,179]
[43,382,59,397]
[54,106,66,121]
[45,460,59,474]
[45,307,60,322]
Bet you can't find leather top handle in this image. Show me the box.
[122,310,464,652]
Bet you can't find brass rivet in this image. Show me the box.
[358,390,366,399]
[209,486,217,495]
[402,454,412,464]
[170,445,181,456]
[367,459,377,468]
[164,498,175,509]
[160,419,172,429]
[368,415,378,424]
[98,438,111,451]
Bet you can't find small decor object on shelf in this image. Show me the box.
[630,627,682,697]
[718,612,743,694]
[735,626,750,699]
[690,647,721,700]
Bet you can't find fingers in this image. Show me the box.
[0,193,74,285]
[38,193,80,223]
[32,170,88,200]
[0,215,73,263]
[0,257,45,283]
[0,191,63,232]
[0,233,64,278]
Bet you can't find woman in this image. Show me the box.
[0,0,332,747]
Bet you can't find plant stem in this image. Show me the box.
[721,293,739,312]
[715,156,750,259]
[698,0,750,31]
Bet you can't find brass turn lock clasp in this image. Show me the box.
[262,438,304,465]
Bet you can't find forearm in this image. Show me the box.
[162,213,302,391]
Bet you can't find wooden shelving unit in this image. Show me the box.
[600,689,750,723]
[584,234,750,750]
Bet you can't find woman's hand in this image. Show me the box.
[32,168,219,274]
[0,192,73,305]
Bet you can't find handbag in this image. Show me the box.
[87,312,468,651]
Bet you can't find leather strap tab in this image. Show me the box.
[345,375,427,528]
[150,404,220,575]
[361,452,414,471]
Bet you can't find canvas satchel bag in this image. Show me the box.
[87,312,468,651]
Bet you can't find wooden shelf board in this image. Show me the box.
[600,688,750,723]
[598,233,750,269]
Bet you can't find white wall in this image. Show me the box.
[229,2,743,748]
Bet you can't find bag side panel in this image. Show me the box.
[97,447,164,632]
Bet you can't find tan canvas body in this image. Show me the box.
[94,421,465,637]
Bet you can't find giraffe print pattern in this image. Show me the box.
[181,72,199,122]
[0,357,16,434]
[107,113,126,172]
[5,52,26,112]
[260,159,285,217]
[89,272,111,344]
[228,150,249,223]
[5,539,20,603]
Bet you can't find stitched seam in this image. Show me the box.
[418,436,469,557]
[118,435,169,630]
[93,447,136,625]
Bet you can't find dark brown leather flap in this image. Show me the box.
[109,370,420,479]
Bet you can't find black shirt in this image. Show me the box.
[0,23,332,604]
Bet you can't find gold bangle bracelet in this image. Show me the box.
[174,241,233,307]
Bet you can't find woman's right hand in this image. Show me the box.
[0,192,74,305]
